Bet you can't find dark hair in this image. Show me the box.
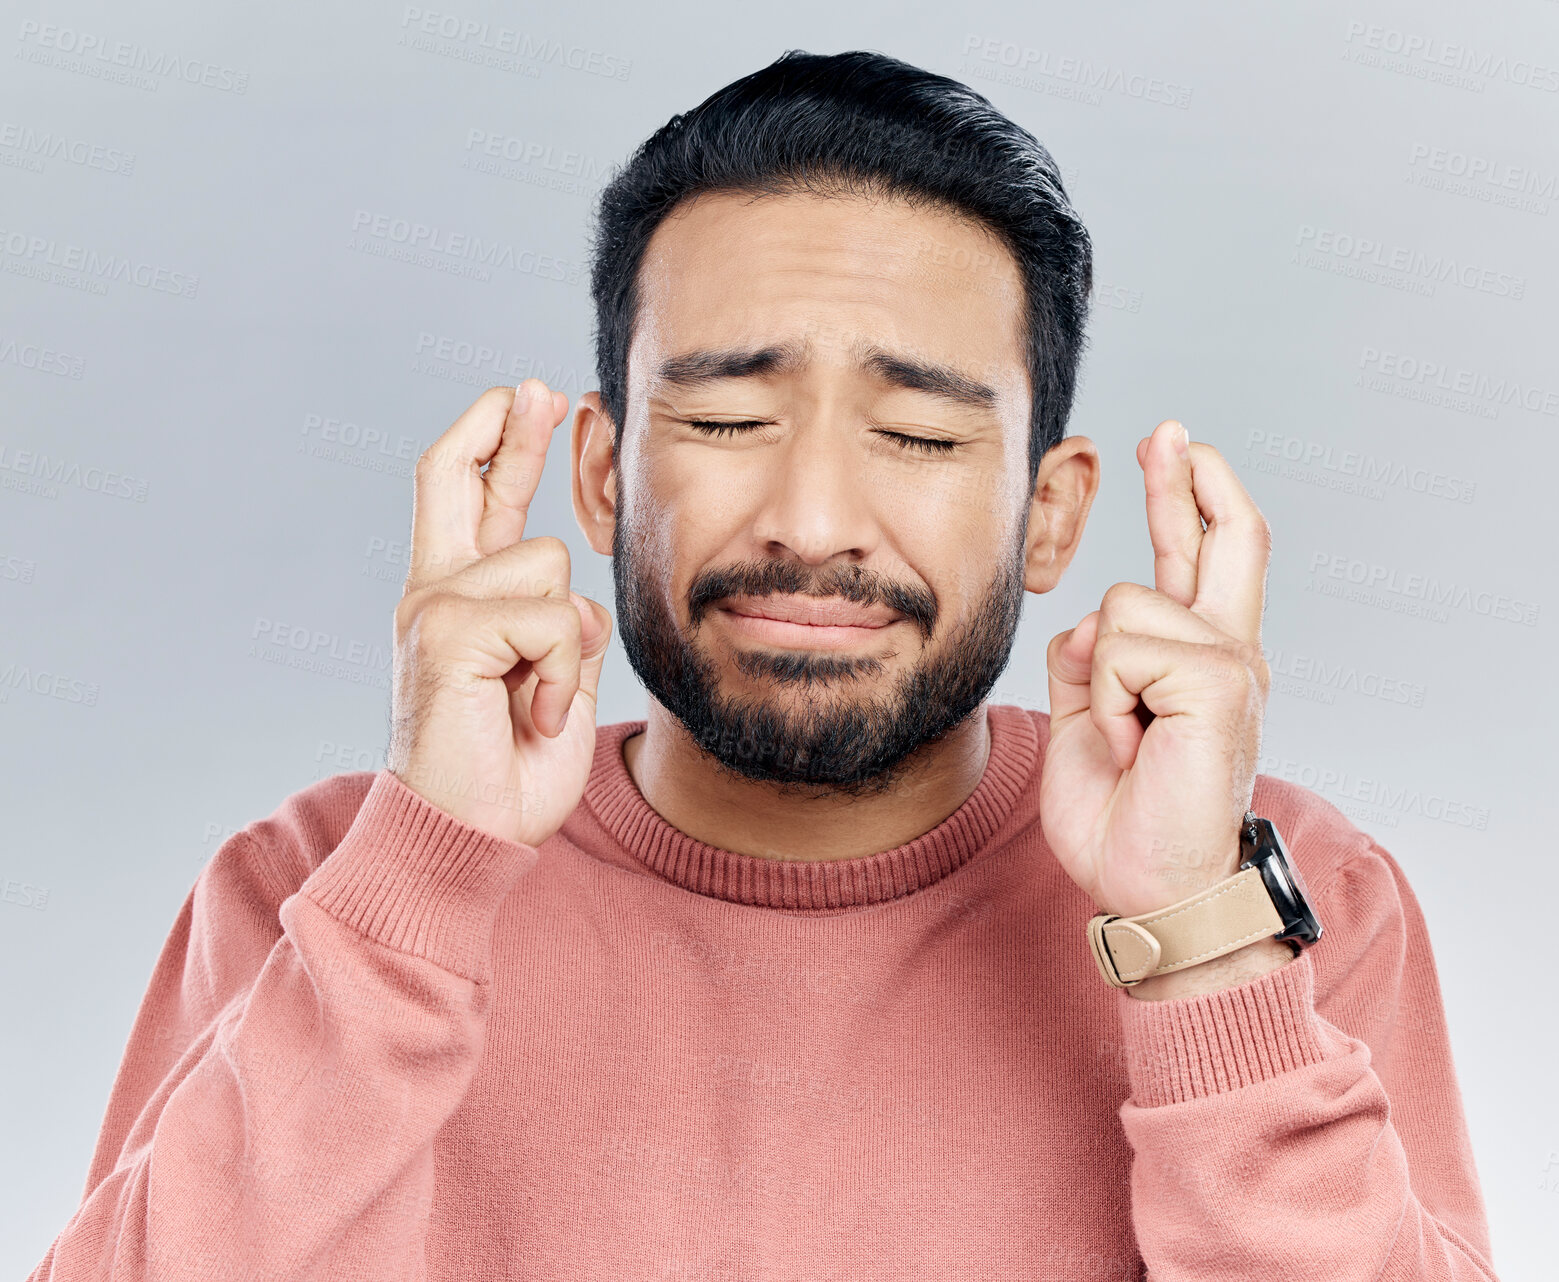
[587,48,1093,494]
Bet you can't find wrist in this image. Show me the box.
[1092,831,1245,921]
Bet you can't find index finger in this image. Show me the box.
[406,380,567,591]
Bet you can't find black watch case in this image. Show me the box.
[1238,812,1324,947]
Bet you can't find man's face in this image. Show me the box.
[606,188,1036,796]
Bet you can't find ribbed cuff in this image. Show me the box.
[300,769,539,983]
[1115,949,1332,1106]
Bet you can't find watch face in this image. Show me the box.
[1246,819,1324,946]
[1274,838,1310,902]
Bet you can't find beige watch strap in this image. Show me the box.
[1087,866,1285,988]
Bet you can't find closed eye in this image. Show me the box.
[682,420,959,456]
[683,419,770,437]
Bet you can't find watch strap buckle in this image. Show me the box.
[1087,867,1286,988]
[1087,914,1161,988]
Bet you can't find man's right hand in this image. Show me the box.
[386,380,612,848]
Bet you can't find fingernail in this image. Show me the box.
[514,381,533,412]
[558,706,570,733]
[1173,422,1190,457]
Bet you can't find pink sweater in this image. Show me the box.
[31,704,1498,1280]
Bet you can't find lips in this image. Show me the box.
[719,595,902,628]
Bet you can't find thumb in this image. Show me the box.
[1045,610,1099,727]
[569,591,613,705]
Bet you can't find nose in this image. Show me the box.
[747,415,883,567]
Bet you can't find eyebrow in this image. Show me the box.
[653,338,1000,412]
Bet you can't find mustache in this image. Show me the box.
[687,559,938,638]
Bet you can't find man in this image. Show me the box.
[33,49,1497,1281]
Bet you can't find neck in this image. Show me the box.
[620,701,994,863]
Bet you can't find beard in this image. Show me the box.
[610,484,1028,799]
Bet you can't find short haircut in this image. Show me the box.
[588,48,1094,492]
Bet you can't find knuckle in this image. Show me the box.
[1213,655,1262,703]
[524,590,576,633]
[394,586,446,636]
[414,448,443,480]
[393,591,420,634]
[408,593,459,655]
[420,545,461,583]
[1205,652,1241,685]
[1100,581,1136,610]
[525,534,572,582]
[553,596,583,649]
[1251,656,1272,697]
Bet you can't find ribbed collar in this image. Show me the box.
[580,704,1039,911]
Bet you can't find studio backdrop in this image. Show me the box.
[1,1,1553,1277]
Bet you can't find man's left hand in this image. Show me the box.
[1040,419,1275,933]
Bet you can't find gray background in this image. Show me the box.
[3,0,1554,1274]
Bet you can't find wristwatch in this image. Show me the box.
[1087,811,1324,988]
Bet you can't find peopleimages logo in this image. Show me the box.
[250,619,392,670]
[461,129,610,182]
[347,209,585,286]
[14,21,251,93]
[1408,144,1558,200]
[0,336,84,379]
[410,331,586,391]
[0,225,199,298]
[0,443,150,502]
[1307,552,1539,627]
[0,122,136,176]
[1293,226,1524,299]
[1357,348,1559,419]
[0,657,100,706]
[298,411,423,480]
[1243,429,1477,505]
[1257,754,1491,832]
[396,8,632,81]
[1342,22,1559,93]
[961,35,1192,107]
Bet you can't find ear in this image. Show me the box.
[572,390,618,556]
[1022,436,1100,594]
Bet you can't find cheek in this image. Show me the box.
[873,452,1012,527]
[643,452,774,569]
[675,450,769,517]
[887,483,1000,566]
[626,474,736,618]
[917,515,1024,617]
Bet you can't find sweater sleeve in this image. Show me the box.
[1112,835,1498,1281]
[27,769,537,1282]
